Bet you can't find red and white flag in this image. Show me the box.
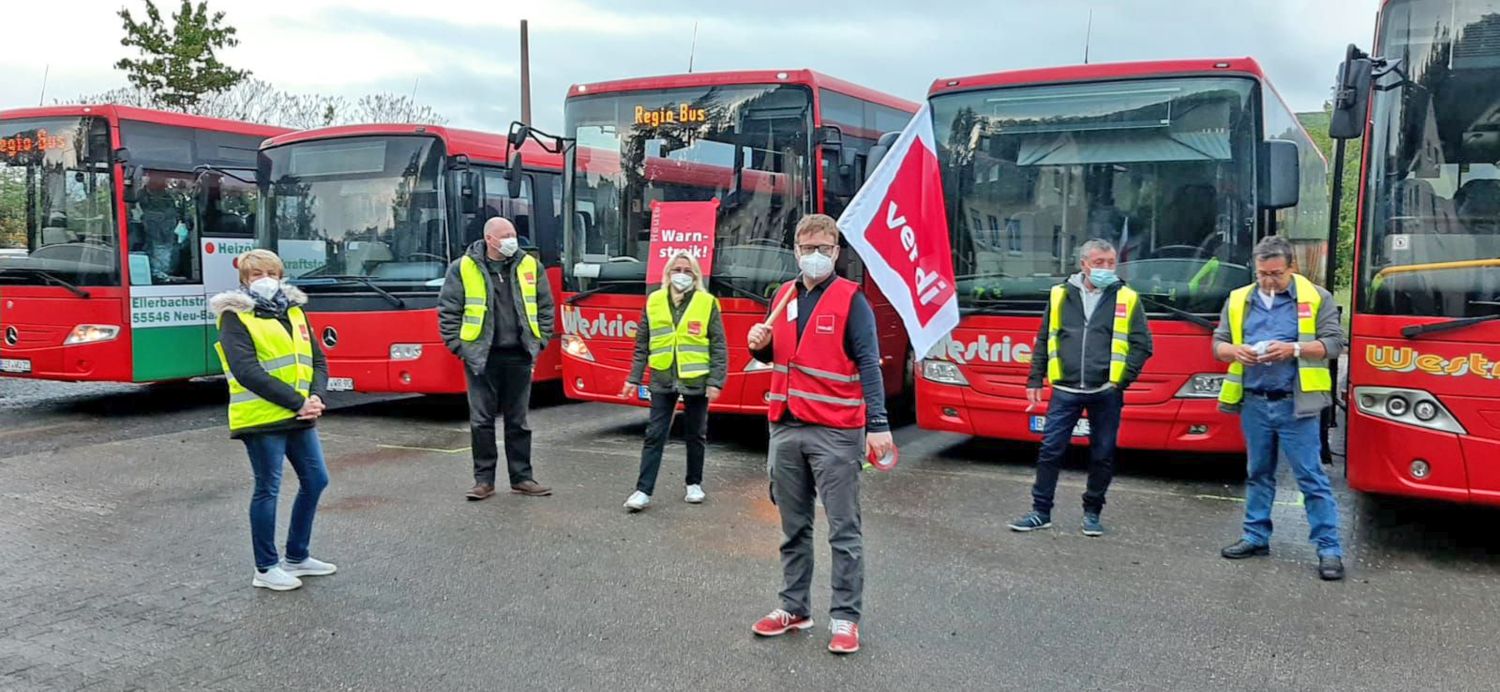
[836,104,958,359]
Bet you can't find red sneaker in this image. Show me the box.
[751,609,814,637]
[828,619,860,654]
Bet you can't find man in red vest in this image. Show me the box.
[745,214,895,655]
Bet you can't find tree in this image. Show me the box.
[115,0,249,110]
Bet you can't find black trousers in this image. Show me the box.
[636,391,709,494]
[466,349,535,486]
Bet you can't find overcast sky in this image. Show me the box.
[2,0,1381,131]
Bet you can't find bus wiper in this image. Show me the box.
[566,280,644,305]
[712,278,772,306]
[0,267,91,298]
[1402,312,1500,339]
[1134,294,1217,331]
[292,275,405,308]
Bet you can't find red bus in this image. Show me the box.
[557,69,919,413]
[256,124,565,394]
[917,59,1329,451]
[1331,0,1500,504]
[0,105,289,383]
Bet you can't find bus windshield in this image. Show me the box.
[564,84,813,300]
[261,136,447,290]
[1360,0,1500,318]
[930,77,1259,315]
[0,116,118,286]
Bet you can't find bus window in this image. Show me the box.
[0,116,118,286]
[128,171,199,285]
[479,170,534,247]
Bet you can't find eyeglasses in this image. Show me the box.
[796,244,837,257]
[1256,270,1289,280]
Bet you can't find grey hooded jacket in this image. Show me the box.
[437,239,555,373]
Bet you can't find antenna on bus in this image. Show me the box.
[1083,9,1094,64]
[38,64,49,106]
[520,19,533,125]
[688,21,699,73]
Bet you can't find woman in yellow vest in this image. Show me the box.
[618,252,728,511]
[210,250,335,592]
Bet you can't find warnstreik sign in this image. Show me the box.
[646,200,718,284]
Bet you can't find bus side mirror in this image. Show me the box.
[815,125,844,150]
[1258,140,1300,210]
[459,171,479,214]
[1330,45,1374,140]
[866,132,900,182]
[506,151,525,199]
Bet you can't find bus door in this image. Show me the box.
[195,169,262,373]
[124,167,217,381]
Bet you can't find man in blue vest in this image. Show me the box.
[1214,235,1346,580]
[438,217,555,501]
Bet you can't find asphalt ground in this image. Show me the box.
[2,376,1499,691]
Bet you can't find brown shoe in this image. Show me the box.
[465,483,495,501]
[510,480,552,497]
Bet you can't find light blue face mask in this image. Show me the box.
[1089,267,1119,288]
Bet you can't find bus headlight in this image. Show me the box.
[562,335,594,362]
[1175,374,1226,398]
[389,344,423,361]
[1353,386,1466,435]
[743,358,774,373]
[64,324,120,345]
[921,359,968,386]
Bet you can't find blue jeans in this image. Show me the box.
[1240,396,1342,557]
[242,427,330,570]
[1031,387,1124,515]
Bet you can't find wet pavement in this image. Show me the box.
[2,378,1499,690]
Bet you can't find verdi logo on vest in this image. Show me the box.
[835,104,960,359]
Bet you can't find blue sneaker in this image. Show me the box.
[1008,511,1052,532]
[1082,512,1104,537]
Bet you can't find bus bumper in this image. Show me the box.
[561,349,773,416]
[1346,407,1500,506]
[916,381,1245,453]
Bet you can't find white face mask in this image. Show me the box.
[248,277,280,299]
[497,238,519,257]
[798,252,835,280]
[670,272,695,291]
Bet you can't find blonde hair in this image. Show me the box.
[795,214,840,243]
[661,251,706,295]
[238,249,284,285]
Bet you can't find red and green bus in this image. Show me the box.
[1331,0,1500,503]
[557,69,918,413]
[917,58,1329,451]
[0,105,289,383]
[255,124,566,394]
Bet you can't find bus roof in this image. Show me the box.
[928,58,1270,97]
[0,104,291,138]
[568,69,919,113]
[262,123,564,171]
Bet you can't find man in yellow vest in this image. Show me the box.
[438,217,555,501]
[1010,239,1152,538]
[1213,235,1346,580]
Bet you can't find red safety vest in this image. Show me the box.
[766,278,866,430]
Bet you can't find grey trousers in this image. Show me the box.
[768,421,865,623]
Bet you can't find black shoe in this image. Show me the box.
[1318,556,1345,581]
[1220,540,1270,559]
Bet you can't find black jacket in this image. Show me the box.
[210,285,329,439]
[437,240,556,373]
[1026,278,1153,391]
[626,289,729,396]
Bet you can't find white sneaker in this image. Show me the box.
[282,556,337,577]
[624,491,651,512]
[252,566,303,591]
[684,484,706,504]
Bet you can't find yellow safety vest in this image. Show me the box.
[1218,273,1332,408]
[215,307,315,432]
[646,288,716,381]
[1046,283,1140,386]
[459,254,541,342]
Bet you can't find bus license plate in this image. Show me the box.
[1030,416,1090,437]
[327,377,354,392]
[0,358,31,374]
[638,385,651,400]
